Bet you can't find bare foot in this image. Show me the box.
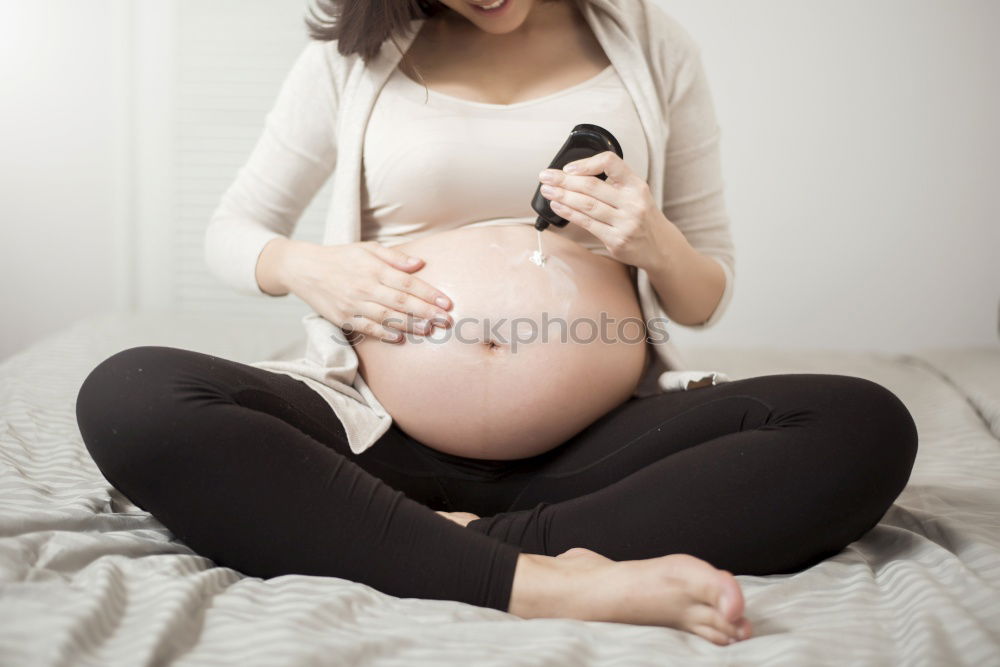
[509,547,752,646]
[435,510,480,528]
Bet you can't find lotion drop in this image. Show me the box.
[529,229,547,267]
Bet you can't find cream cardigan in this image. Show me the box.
[204,0,736,455]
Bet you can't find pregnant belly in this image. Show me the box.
[352,224,649,460]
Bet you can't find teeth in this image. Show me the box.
[479,0,505,9]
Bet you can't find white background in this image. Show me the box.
[1,0,997,360]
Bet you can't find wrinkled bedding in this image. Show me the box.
[1,313,998,666]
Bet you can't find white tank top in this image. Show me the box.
[361,62,650,257]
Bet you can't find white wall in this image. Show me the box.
[0,0,130,359]
[663,0,1000,352]
[1,0,997,361]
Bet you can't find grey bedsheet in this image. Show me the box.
[2,313,998,666]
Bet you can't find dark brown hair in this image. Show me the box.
[306,0,563,65]
[305,1,447,64]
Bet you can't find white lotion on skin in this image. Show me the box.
[529,229,547,267]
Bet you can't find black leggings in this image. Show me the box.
[75,346,918,613]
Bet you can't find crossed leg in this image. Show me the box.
[462,373,918,575]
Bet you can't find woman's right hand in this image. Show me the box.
[256,238,453,343]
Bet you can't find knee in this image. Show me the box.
[838,375,918,456]
[76,346,177,421]
[76,346,186,483]
[824,374,919,498]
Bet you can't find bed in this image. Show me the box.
[2,312,998,665]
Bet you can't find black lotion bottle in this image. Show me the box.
[532,123,624,232]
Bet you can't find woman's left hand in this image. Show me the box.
[537,151,672,270]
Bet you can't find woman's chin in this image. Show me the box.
[353,224,648,460]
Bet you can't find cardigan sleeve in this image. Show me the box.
[204,40,338,296]
[658,37,735,329]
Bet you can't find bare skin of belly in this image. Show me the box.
[352,224,649,460]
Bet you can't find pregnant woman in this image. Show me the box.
[75,0,919,647]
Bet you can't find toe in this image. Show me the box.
[558,547,593,558]
[672,560,744,622]
[735,617,753,640]
[715,572,745,622]
[686,604,739,642]
[691,624,735,647]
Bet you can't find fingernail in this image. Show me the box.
[432,315,451,328]
[407,257,421,266]
[563,163,579,173]
[538,169,555,182]
[435,296,451,309]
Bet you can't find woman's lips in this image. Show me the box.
[468,0,512,15]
